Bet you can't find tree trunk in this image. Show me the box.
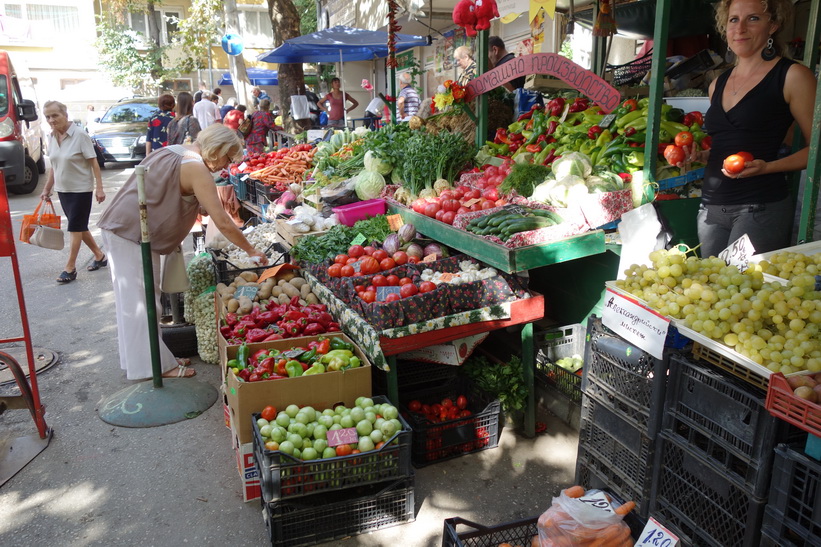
[223,0,252,107]
[268,0,305,134]
[146,1,163,88]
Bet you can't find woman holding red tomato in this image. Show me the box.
[689,0,816,258]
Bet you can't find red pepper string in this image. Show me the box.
[387,0,399,69]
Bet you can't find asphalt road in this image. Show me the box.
[0,162,578,547]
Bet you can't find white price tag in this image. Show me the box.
[238,162,248,172]
[578,491,614,513]
[602,288,670,360]
[718,234,755,272]
[635,517,679,546]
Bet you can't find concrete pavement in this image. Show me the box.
[0,163,578,547]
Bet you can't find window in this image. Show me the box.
[161,79,192,93]
[238,8,273,47]
[100,102,158,124]
[127,6,183,47]
[1,2,80,40]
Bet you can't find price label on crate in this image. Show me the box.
[602,287,670,359]
[350,233,367,246]
[578,491,614,513]
[386,214,404,231]
[423,253,438,263]
[462,198,481,208]
[635,517,679,546]
[439,272,455,282]
[327,427,359,447]
[238,162,248,172]
[503,204,527,216]
[234,285,258,300]
[718,233,755,272]
[376,286,402,301]
[599,113,617,129]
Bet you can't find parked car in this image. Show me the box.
[0,50,45,195]
[88,97,158,167]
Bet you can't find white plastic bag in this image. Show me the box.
[536,488,633,546]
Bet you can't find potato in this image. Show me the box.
[278,293,291,305]
[305,293,319,305]
[226,298,240,313]
[271,286,283,297]
[278,270,296,282]
[258,279,275,300]
[794,386,818,403]
[289,277,307,289]
[239,271,259,282]
[300,284,312,299]
[234,277,247,286]
[298,299,307,306]
[238,296,253,315]
[281,284,300,298]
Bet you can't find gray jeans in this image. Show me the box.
[697,196,792,258]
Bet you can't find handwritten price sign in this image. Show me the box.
[326,427,358,447]
[718,233,755,272]
[635,517,679,547]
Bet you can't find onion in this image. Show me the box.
[398,223,416,244]
[423,243,445,259]
[382,234,401,256]
[405,243,424,259]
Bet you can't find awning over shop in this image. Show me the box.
[219,68,278,86]
[258,25,430,64]
[576,0,715,40]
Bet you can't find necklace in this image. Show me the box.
[731,59,766,96]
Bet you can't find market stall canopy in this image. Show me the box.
[257,25,430,64]
[219,68,278,86]
[576,0,715,40]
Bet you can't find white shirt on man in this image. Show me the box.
[193,100,221,129]
[47,123,97,193]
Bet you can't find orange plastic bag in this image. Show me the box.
[19,199,61,244]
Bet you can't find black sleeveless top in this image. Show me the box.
[702,57,795,205]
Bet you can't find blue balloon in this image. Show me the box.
[221,34,244,56]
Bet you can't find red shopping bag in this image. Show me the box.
[19,199,61,244]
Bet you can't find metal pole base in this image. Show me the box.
[98,379,218,428]
[0,429,52,487]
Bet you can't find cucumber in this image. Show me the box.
[529,210,563,224]
[489,213,519,227]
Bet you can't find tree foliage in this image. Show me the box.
[171,0,223,74]
[293,0,317,36]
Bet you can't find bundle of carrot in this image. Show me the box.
[530,486,636,547]
[250,144,318,192]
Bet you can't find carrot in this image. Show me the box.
[588,525,630,547]
[530,537,540,547]
[614,500,636,516]
[564,485,586,498]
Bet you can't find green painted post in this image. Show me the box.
[390,66,397,124]
[797,2,821,243]
[386,354,399,406]
[476,31,489,149]
[642,0,672,200]
[521,322,535,438]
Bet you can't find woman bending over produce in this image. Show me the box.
[97,124,268,380]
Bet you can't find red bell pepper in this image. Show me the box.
[238,368,252,382]
[256,310,281,327]
[568,98,589,113]
[220,326,232,338]
[248,372,262,382]
[257,357,275,374]
[701,136,712,150]
[224,313,239,327]
[283,310,306,322]
[275,359,288,376]
[316,338,331,354]
[623,126,637,137]
[546,97,565,117]
[263,333,283,341]
[618,173,633,184]
[587,125,603,140]
[288,296,302,309]
[621,98,638,112]
[303,322,325,336]
[247,328,270,343]
[280,321,303,337]
[494,128,511,145]
[251,349,270,363]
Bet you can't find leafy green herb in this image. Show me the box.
[461,354,528,414]
[290,215,392,264]
[498,163,552,198]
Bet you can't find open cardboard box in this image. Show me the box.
[223,332,372,444]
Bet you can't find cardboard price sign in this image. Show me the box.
[422,254,438,263]
[463,198,481,208]
[234,285,259,300]
[718,234,755,272]
[376,286,402,301]
[598,113,617,129]
[350,233,367,246]
[386,214,404,231]
[326,427,359,447]
[635,517,680,546]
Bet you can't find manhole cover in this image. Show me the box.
[0,347,59,386]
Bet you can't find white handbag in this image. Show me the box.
[29,225,65,250]
[160,246,190,293]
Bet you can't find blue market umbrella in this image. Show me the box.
[219,68,278,86]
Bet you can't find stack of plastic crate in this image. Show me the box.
[651,353,795,547]
[252,395,415,546]
[574,316,669,520]
[760,444,820,546]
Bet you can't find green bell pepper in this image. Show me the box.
[329,338,353,351]
[343,357,361,370]
[320,349,354,365]
[227,358,242,370]
[237,343,249,368]
[626,151,645,167]
[300,348,317,363]
[285,360,303,378]
[303,363,325,375]
[595,129,612,148]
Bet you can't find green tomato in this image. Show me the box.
[270,426,287,443]
[380,420,397,438]
[350,407,366,423]
[256,418,270,429]
[358,436,375,452]
[305,423,316,438]
[293,447,301,459]
[358,397,374,409]
[365,411,377,424]
[302,447,318,460]
[374,418,386,431]
[322,447,337,459]
[285,404,300,418]
[329,423,342,431]
[322,409,336,417]
[313,439,328,453]
[389,418,402,432]
[259,424,273,438]
[302,438,313,450]
[295,412,311,425]
[340,415,354,428]
[278,440,295,455]
[287,433,303,447]
[302,407,316,422]
[332,415,342,424]
[369,429,384,444]
[334,405,347,415]
[356,419,373,436]
[381,405,399,420]
[275,413,291,428]
[318,415,334,428]
[313,425,328,440]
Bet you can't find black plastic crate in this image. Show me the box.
[576,452,652,521]
[666,49,716,80]
[442,516,538,547]
[400,378,502,467]
[607,49,653,86]
[244,176,259,205]
[372,360,460,395]
[252,396,413,503]
[762,444,821,545]
[535,323,584,403]
[209,242,289,284]
[663,353,784,497]
[650,433,766,547]
[261,476,414,547]
[255,179,283,204]
[582,316,668,436]
[761,506,821,547]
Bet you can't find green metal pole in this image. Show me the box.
[796,1,821,243]
[386,354,399,405]
[521,322,535,438]
[390,66,397,123]
[642,0,672,199]
[476,31,489,149]
[136,165,164,388]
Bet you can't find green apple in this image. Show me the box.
[374,418,386,431]
[332,415,342,424]
[355,396,366,407]
[302,438,313,450]
[365,411,377,424]
[334,405,347,415]
[322,409,335,417]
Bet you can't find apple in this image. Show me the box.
[794,386,818,403]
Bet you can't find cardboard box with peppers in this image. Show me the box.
[479,96,710,182]
[228,336,362,382]
[220,295,341,345]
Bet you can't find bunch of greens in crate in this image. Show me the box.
[361,123,411,175]
[393,130,474,200]
[290,215,392,264]
[313,141,367,186]
[461,354,528,414]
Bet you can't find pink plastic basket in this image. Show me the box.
[332,199,387,226]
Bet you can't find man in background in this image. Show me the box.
[396,72,420,121]
[193,92,221,128]
[212,87,224,107]
[488,36,525,91]
[193,81,207,103]
[252,87,271,110]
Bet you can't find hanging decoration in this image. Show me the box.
[592,0,617,37]
[453,0,499,38]
[387,0,401,68]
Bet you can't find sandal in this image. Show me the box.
[57,270,77,283]
[176,357,192,367]
[161,365,196,378]
[87,255,108,271]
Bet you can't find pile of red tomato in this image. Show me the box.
[326,244,417,279]
[467,162,512,192]
[407,396,471,423]
[355,276,437,304]
[410,184,510,225]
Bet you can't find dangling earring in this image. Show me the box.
[761,36,776,61]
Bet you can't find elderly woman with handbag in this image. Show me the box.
[97,124,268,380]
[39,100,107,284]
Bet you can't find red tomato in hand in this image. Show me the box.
[348,245,365,258]
[723,153,750,175]
[674,131,694,148]
[400,283,419,298]
[663,144,685,166]
[393,251,408,265]
[736,151,754,162]
[419,281,436,293]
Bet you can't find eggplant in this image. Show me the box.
[405,243,424,259]
[398,223,416,243]
[382,234,401,255]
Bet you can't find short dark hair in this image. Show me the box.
[213,88,222,95]
[237,105,247,113]
[331,77,341,84]
[158,93,175,111]
[488,36,505,51]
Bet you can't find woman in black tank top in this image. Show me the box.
[693,0,816,257]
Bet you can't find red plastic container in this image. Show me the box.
[765,372,821,437]
[332,199,387,226]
